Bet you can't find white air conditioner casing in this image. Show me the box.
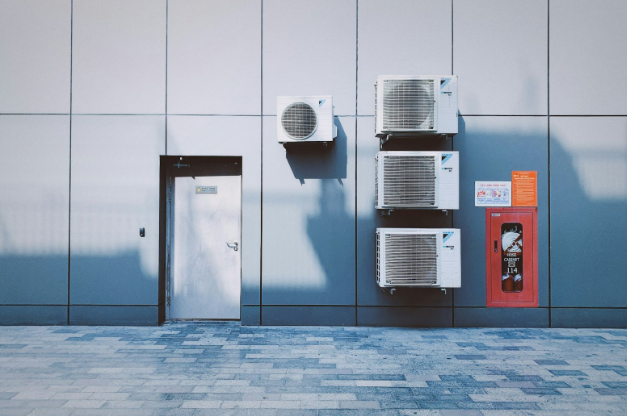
[277,96,337,143]
[375,151,459,210]
[375,75,458,137]
[376,228,461,288]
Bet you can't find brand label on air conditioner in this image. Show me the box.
[443,231,454,243]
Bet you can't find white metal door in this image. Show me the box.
[168,175,241,320]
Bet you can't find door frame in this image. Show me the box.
[158,156,242,323]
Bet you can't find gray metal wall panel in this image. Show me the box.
[167,116,262,306]
[550,0,627,115]
[0,116,69,305]
[355,117,453,307]
[241,305,261,326]
[454,307,549,328]
[0,0,71,113]
[551,308,627,329]
[69,305,158,326]
[263,0,356,116]
[262,306,355,326]
[454,0,548,115]
[0,306,67,326]
[453,116,549,307]
[167,0,261,115]
[72,0,166,114]
[357,307,452,327]
[262,116,356,306]
[550,117,627,308]
[357,0,451,116]
[70,116,164,305]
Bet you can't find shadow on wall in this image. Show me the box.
[548,119,627,308]
[306,179,353,294]
[0,251,154,306]
[69,251,156,305]
[288,117,352,292]
[285,117,347,183]
[261,117,354,304]
[452,115,627,311]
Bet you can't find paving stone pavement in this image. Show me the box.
[0,323,626,416]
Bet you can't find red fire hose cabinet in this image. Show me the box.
[486,207,538,308]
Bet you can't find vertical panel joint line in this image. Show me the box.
[260,0,264,326]
[165,0,169,155]
[67,0,74,326]
[547,0,551,327]
[354,0,358,325]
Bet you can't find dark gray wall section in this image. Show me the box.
[453,116,549,308]
[70,254,157,306]
[549,118,627,308]
[262,117,356,306]
[454,308,549,328]
[356,117,454,308]
[0,306,67,325]
[0,256,68,305]
[551,309,627,329]
[262,306,356,326]
[241,306,260,326]
[358,307,452,327]
[70,306,158,326]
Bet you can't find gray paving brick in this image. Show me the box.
[0,324,623,416]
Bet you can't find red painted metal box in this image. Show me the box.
[486,207,538,308]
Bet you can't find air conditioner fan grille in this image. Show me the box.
[384,233,438,286]
[382,79,435,131]
[281,102,318,140]
[383,155,436,207]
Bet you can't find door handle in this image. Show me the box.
[226,242,238,251]
[494,240,498,253]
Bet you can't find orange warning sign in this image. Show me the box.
[512,171,537,207]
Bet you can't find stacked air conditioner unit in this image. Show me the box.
[375,151,459,210]
[375,75,458,137]
[277,96,337,144]
[376,228,461,289]
[374,75,461,290]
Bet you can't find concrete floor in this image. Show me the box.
[0,323,626,416]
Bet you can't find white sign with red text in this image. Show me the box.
[475,181,511,207]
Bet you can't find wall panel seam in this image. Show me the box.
[260,0,264,325]
[67,0,74,325]
[354,0,358,324]
[547,0,552,327]
[165,0,169,155]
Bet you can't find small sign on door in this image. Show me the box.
[195,186,217,194]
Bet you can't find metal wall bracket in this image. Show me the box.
[379,134,392,150]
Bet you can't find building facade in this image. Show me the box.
[1,0,626,327]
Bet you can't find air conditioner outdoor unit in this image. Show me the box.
[375,151,459,210]
[376,228,461,288]
[375,75,458,137]
[277,96,337,144]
